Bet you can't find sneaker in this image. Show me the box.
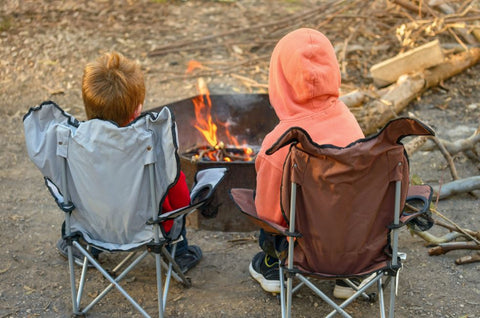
[174,245,202,273]
[56,238,98,267]
[249,251,281,293]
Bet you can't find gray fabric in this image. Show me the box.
[190,167,227,202]
[24,102,179,250]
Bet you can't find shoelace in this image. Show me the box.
[264,255,279,268]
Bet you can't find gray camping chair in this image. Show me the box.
[231,118,435,317]
[23,101,227,317]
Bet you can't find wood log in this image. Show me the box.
[456,252,480,265]
[339,90,366,108]
[370,40,445,87]
[432,176,480,199]
[429,241,480,256]
[353,48,480,135]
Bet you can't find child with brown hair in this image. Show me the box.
[56,51,202,273]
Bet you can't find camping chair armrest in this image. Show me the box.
[229,188,289,236]
[399,184,434,231]
[154,200,207,223]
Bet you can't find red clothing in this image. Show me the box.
[162,171,190,232]
[255,28,365,227]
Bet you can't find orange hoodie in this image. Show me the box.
[255,28,365,226]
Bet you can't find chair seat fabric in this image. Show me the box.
[24,101,179,250]
[267,117,435,276]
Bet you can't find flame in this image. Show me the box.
[192,78,217,147]
[188,62,255,161]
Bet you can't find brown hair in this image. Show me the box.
[82,51,145,126]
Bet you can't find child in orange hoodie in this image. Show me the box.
[249,28,365,296]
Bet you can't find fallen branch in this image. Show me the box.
[431,135,459,180]
[432,176,480,199]
[428,241,480,256]
[410,229,465,245]
[420,125,480,157]
[456,252,480,265]
[432,206,480,245]
[435,219,480,241]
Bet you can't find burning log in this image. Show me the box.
[184,142,255,163]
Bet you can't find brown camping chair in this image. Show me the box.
[230,117,435,318]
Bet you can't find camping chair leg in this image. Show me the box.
[325,273,384,318]
[286,182,297,318]
[76,245,92,306]
[155,252,164,318]
[378,277,386,318]
[162,244,177,310]
[61,159,81,314]
[67,243,80,314]
[161,246,192,287]
[387,180,402,318]
[389,275,396,318]
[148,164,165,318]
[279,265,286,318]
[76,244,150,317]
[297,276,351,318]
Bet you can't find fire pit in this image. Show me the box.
[151,93,277,232]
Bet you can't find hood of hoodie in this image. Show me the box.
[268,28,341,120]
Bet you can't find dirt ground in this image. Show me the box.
[1,1,479,317]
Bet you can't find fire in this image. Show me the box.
[192,78,218,147]
[188,66,255,162]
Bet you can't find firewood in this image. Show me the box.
[432,176,480,200]
[370,40,445,87]
[354,48,480,135]
[339,90,366,108]
[428,241,480,256]
[455,252,480,265]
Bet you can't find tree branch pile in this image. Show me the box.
[409,206,480,265]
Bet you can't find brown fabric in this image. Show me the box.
[229,188,288,235]
[272,118,434,276]
[407,184,433,201]
[400,184,434,225]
